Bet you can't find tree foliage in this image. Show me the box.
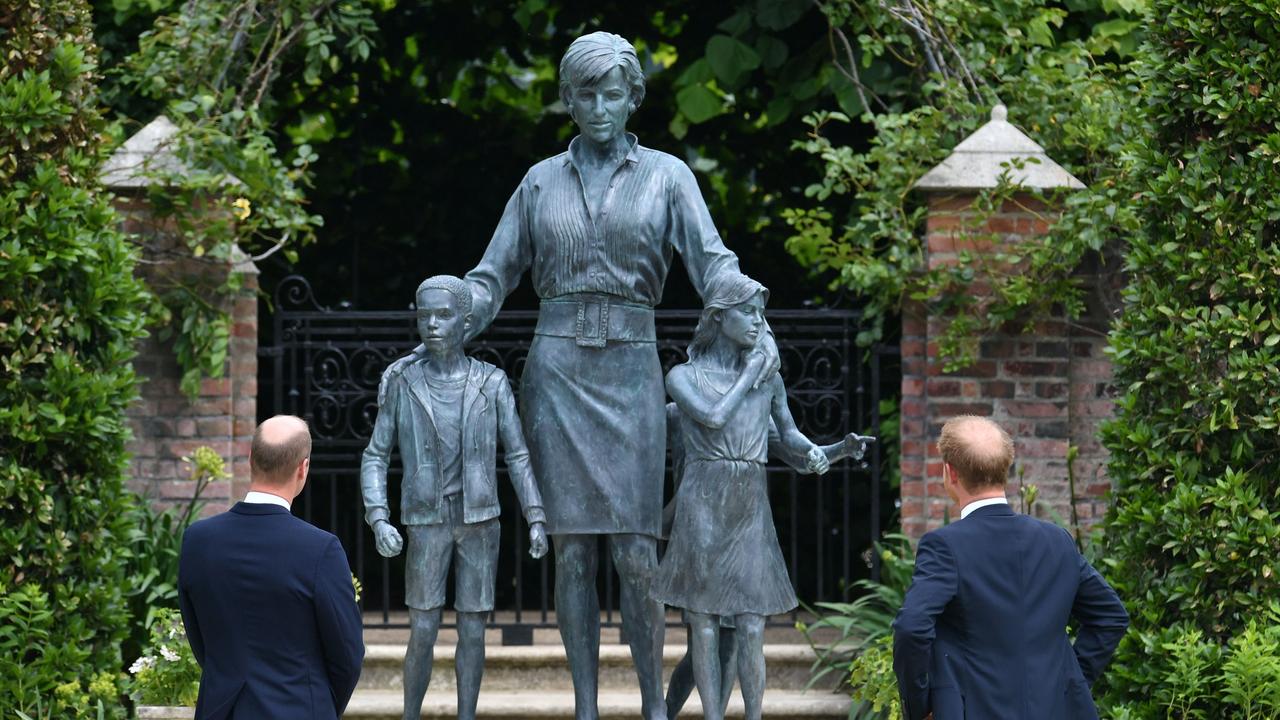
[246,0,868,311]
[88,0,874,383]
[1098,1,1280,716]
[94,0,377,397]
[784,0,1145,353]
[0,1,149,715]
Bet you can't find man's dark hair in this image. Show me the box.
[250,416,312,484]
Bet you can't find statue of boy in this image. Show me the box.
[361,275,549,720]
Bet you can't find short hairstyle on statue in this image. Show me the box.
[250,416,312,484]
[558,31,646,114]
[938,415,1015,491]
[416,275,473,318]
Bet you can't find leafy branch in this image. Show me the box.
[109,0,377,398]
[787,0,1145,364]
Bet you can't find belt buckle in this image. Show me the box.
[575,297,609,348]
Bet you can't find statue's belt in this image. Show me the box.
[536,295,656,346]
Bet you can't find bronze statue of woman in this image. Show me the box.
[381,31,778,720]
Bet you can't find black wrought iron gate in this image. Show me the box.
[259,275,896,637]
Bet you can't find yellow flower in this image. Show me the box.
[231,197,252,221]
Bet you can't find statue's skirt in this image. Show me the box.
[651,458,798,617]
[519,333,665,537]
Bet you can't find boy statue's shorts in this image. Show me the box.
[404,493,500,612]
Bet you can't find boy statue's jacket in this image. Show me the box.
[361,357,545,527]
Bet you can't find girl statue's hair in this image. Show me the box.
[687,273,768,360]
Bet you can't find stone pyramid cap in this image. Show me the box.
[100,115,242,189]
[913,105,1084,192]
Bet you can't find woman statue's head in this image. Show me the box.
[559,32,646,144]
[688,273,769,360]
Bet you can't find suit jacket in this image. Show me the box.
[891,504,1129,720]
[178,503,365,720]
[361,356,546,527]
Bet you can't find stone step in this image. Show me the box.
[356,644,835,694]
[345,688,851,719]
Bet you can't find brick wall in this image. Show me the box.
[115,194,257,516]
[899,193,1114,539]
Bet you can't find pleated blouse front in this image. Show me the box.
[463,134,741,330]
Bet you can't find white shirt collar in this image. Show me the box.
[960,496,1009,520]
[243,490,291,510]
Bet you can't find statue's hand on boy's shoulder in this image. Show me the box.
[377,346,428,405]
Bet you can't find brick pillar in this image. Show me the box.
[898,193,1113,539]
[114,194,258,516]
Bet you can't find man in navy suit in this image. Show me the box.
[892,416,1128,720]
[179,415,365,719]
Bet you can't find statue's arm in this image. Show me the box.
[463,173,535,341]
[767,416,811,473]
[770,418,872,474]
[493,372,546,526]
[378,175,533,404]
[767,374,826,474]
[666,358,761,430]
[361,381,399,528]
[666,161,741,299]
[665,162,779,383]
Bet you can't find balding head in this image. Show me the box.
[938,415,1014,492]
[250,415,312,486]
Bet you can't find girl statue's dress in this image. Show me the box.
[651,367,797,618]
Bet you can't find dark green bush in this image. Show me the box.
[1100,1,1280,716]
[0,0,149,715]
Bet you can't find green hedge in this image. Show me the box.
[1100,1,1280,717]
[0,1,149,716]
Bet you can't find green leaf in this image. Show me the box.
[765,95,794,126]
[756,0,809,30]
[705,34,760,88]
[716,9,753,36]
[1092,18,1141,38]
[756,35,789,71]
[675,58,713,87]
[676,84,723,124]
[830,73,865,118]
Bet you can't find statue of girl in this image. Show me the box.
[652,272,836,720]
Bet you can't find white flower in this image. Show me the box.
[159,645,181,662]
[129,656,155,675]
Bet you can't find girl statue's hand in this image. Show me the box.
[805,446,831,475]
[742,346,769,370]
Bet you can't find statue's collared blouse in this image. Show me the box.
[464,133,741,332]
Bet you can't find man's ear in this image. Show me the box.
[463,313,472,332]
